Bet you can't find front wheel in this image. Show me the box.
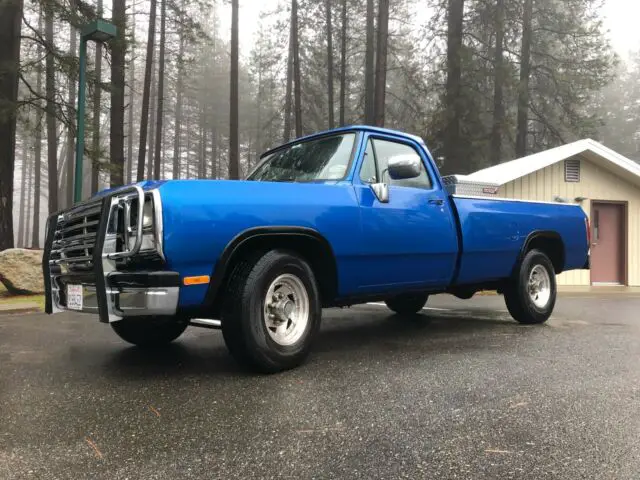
[385,294,429,316]
[504,249,556,324]
[221,250,322,373]
[111,316,189,348]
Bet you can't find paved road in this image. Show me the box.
[1,294,639,479]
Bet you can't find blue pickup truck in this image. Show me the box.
[43,126,590,372]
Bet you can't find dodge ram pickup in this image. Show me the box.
[43,126,590,372]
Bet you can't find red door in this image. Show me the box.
[590,202,625,285]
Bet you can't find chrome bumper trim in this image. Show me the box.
[51,282,179,322]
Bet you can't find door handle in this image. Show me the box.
[428,198,444,206]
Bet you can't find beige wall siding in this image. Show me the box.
[498,155,640,286]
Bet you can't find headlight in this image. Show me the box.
[142,199,154,228]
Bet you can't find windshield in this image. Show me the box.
[248,133,356,182]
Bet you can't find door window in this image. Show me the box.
[359,138,432,189]
[359,140,378,184]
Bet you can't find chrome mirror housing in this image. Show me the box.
[387,154,421,180]
[371,183,389,203]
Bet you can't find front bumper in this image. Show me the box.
[43,185,177,323]
[49,272,179,321]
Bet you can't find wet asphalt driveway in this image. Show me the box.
[1,294,639,479]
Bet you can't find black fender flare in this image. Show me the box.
[513,230,565,275]
[203,226,338,308]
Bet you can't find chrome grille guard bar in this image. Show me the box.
[43,185,146,322]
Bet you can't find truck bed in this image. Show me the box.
[450,195,589,286]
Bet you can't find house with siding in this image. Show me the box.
[466,139,640,287]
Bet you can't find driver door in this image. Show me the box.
[352,134,458,292]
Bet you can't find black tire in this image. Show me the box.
[111,316,189,348]
[221,249,322,373]
[504,249,556,324]
[385,294,429,316]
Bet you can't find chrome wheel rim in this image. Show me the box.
[263,274,310,346]
[528,264,551,309]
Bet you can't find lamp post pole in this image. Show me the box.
[73,20,117,204]
[74,38,88,204]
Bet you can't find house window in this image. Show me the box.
[564,159,580,182]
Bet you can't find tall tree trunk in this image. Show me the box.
[325,0,335,128]
[126,11,135,185]
[32,42,43,248]
[198,106,206,178]
[374,0,389,127]
[147,63,157,178]
[25,152,33,247]
[185,116,191,178]
[255,41,262,159]
[211,126,217,179]
[283,10,294,143]
[229,0,239,180]
[364,0,375,125]
[339,0,347,126]
[110,0,126,186]
[292,0,302,137]
[45,3,58,220]
[490,0,505,165]
[17,140,28,247]
[443,0,464,175]
[136,0,157,181]
[153,0,166,180]
[173,23,185,180]
[161,127,166,178]
[0,0,22,249]
[91,0,103,194]
[65,21,77,207]
[516,0,533,158]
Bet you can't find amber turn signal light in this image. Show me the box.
[183,275,210,286]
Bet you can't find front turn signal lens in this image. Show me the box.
[183,275,210,286]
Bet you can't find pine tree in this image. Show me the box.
[374,0,389,126]
[153,0,166,180]
[443,0,465,174]
[45,1,58,217]
[325,0,335,128]
[229,0,239,179]
[110,0,126,187]
[0,0,22,249]
[137,0,157,181]
[339,0,347,126]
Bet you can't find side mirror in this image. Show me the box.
[387,154,422,180]
[370,183,389,203]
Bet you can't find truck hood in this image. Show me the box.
[92,180,169,199]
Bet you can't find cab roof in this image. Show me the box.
[260,126,426,159]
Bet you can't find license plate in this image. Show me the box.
[66,284,83,311]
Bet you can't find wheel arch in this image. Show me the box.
[204,227,339,315]
[518,230,565,274]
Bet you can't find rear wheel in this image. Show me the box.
[504,249,556,324]
[385,294,429,316]
[111,316,189,348]
[221,250,321,373]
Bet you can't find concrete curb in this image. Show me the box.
[0,303,42,315]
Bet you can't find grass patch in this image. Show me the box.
[0,282,45,311]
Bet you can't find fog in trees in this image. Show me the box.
[1,0,634,248]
